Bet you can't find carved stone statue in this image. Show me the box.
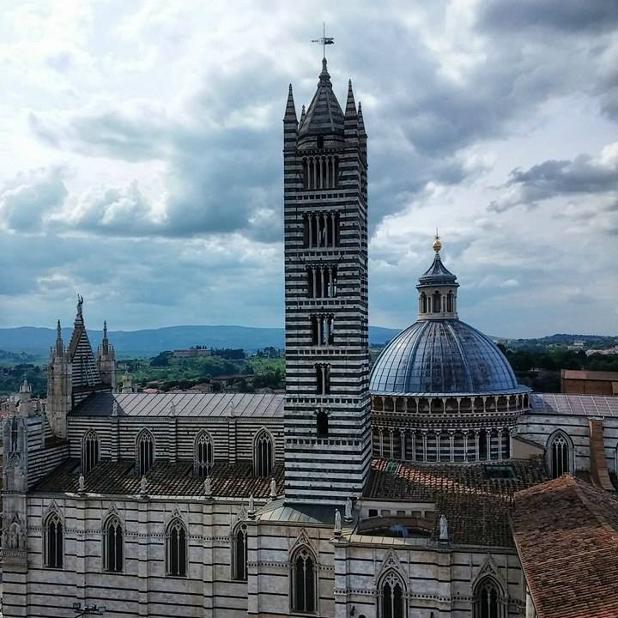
[78,474,85,493]
[439,514,449,542]
[140,475,149,496]
[334,509,342,535]
[8,520,22,549]
[344,496,353,521]
[269,478,277,499]
[248,494,255,514]
[204,476,212,496]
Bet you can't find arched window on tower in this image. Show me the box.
[136,429,155,475]
[166,518,187,577]
[473,577,505,618]
[291,547,317,614]
[194,431,214,476]
[232,523,248,581]
[379,571,406,618]
[103,515,123,572]
[44,512,63,569]
[82,429,100,474]
[316,410,329,438]
[548,431,571,478]
[254,430,274,477]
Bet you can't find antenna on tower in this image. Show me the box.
[311,22,334,59]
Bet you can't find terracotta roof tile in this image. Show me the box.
[512,475,618,618]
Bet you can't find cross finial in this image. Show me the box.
[311,22,334,61]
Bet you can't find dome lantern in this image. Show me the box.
[416,234,459,320]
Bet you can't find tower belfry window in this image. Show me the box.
[304,212,340,248]
[316,410,329,438]
[302,156,339,190]
[311,314,334,345]
[307,265,337,298]
[316,364,331,395]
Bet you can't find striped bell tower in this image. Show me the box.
[283,57,372,504]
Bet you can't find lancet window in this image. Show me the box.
[291,547,317,614]
[379,571,406,618]
[232,523,248,581]
[103,515,123,573]
[473,577,504,618]
[254,430,274,477]
[166,518,187,577]
[82,429,100,474]
[194,431,214,476]
[136,429,155,475]
[549,432,571,478]
[307,265,337,298]
[302,155,339,190]
[311,314,334,345]
[44,513,63,569]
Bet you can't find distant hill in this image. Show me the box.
[0,325,401,358]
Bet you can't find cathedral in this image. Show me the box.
[2,56,618,618]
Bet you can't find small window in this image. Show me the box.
[254,430,274,477]
[45,513,63,569]
[316,136,324,149]
[316,411,329,438]
[549,432,570,478]
[103,516,123,572]
[166,518,187,577]
[316,364,331,395]
[368,509,378,518]
[232,524,248,581]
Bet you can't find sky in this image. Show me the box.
[1,0,617,338]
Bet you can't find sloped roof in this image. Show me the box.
[417,253,458,287]
[70,391,284,418]
[67,303,101,389]
[512,475,618,618]
[33,458,284,499]
[364,457,548,546]
[530,392,618,417]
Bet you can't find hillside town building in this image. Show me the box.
[2,56,618,618]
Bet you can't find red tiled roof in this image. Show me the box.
[512,475,618,618]
[33,458,283,499]
[364,457,548,546]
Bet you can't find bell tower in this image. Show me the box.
[282,55,371,504]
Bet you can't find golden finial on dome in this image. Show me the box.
[432,228,442,253]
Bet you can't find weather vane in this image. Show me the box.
[311,22,334,59]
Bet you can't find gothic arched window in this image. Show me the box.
[136,429,155,475]
[379,571,406,618]
[82,430,100,474]
[232,523,248,581]
[194,431,214,476]
[166,518,187,577]
[473,577,504,618]
[103,515,123,572]
[291,547,317,614]
[254,430,274,477]
[44,513,63,569]
[548,432,571,478]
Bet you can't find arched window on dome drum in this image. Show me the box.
[44,513,63,569]
[103,515,123,572]
[82,430,99,474]
[194,431,214,476]
[379,571,406,618]
[447,291,454,312]
[232,523,248,581]
[432,291,441,313]
[166,518,187,577]
[473,577,504,618]
[291,547,317,614]
[420,292,427,314]
[549,433,570,478]
[254,430,274,477]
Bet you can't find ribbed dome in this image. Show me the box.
[370,319,521,395]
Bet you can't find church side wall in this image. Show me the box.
[2,494,258,618]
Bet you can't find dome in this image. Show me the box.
[370,319,521,395]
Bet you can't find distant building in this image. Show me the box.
[561,369,618,396]
[172,347,210,358]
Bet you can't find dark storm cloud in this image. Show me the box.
[489,144,618,212]
[478,0,618,33]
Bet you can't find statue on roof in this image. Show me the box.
[439,514,449,542]
[77,294,84,317]
[334,509,342,535]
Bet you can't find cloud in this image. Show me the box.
[489,142,618,212]
[0,167,68,232]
